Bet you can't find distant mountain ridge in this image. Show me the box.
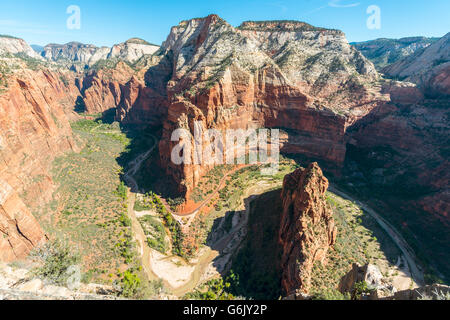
[382,32,450,97]
[352,36,439,69]
[0,35,160,69]
[41,38,160,67]
[0,35,44,60]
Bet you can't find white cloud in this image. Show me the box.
[328,0,361,8]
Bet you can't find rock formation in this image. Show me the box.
[339,263,395,299]
[278,162,337,295]
[121,14,383,196]
[42,38,159,68]
[0,35,44,60]
[0,262,121,300]
[383,32,450,97]
[113,16,448,249]
[338,263,450,300]
[80,61,136,114]
[352,37,438,70]
[0,55,80,261]
[0,16,448,285]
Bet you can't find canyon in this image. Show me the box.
[0,56,80,261]
[0,14,449,299]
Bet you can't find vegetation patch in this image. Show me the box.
[136,192,186,258]
[308,192,402,299]
[138,215,168,254]
[40,118,139,286]
[31,239,81,286]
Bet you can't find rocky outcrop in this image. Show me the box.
[80,61,136,114]
[42,38,159,68]
[78,55,168,120]
[383,32,450,97]
[393,284,450,300]
[108,38,160,63]
[0,263,121,300]
[352,37,438,70]
[0,56,81,261]
[339,263,396,299]
[115,75,169,125]
[278,163,337,295]
[0,36,43,60]
[338,263,450,300]
[42,42,108,66]
[0,183,45,261]
[130,15,383,196]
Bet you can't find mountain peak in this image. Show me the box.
[238,20,340,33]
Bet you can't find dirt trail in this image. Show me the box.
[121,135,212,295]
[170,180,281,297]
[123,137,156,193]
[122,135,173,290]
[329,185,425,286]
[126,193,163,282]
[165,164,254,218]
[122,139,425,296]
[121,144,281,297]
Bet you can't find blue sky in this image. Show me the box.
[0,0,449,46]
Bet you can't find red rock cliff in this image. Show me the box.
[0,61,80,261]
[138,15,382,196]
[279,162,337,295]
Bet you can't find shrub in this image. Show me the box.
[119,269,142,298]
[184,278,235,300]
[167,197,185,211]
[31,239,81,286]
[312,288,350,300]
[119,212,132,227]
[353,281,371,300]
[116,181,128,200]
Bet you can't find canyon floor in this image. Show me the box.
[7,113,423,300]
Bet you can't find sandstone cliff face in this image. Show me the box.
[347,95,450,225]
[0,36,43,60]
[0,56,80,261]
[43,42,108,65]
[131,15,383,196]
[383,32,450,97]
[78,56,168,123]
[42,38,159,68]
[0,182,45,261]
[80,61,136,114]
[279,162,337,295]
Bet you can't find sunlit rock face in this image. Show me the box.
[383,32,450,97]
[0,36,44,60]
[0,58,80,260]
[42,38,159,67]
[279,163,337,295]
[127,14,383,196]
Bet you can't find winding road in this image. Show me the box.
[121,137,278,296]
[121,134,425,295]
[329,185,425,286]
